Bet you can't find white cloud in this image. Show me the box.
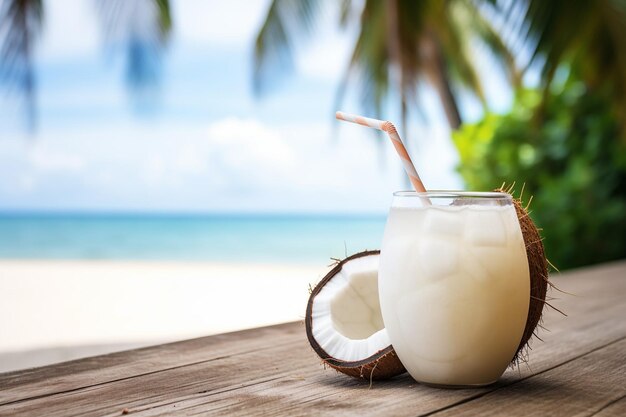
[0,114,461,212]
[296,40,351,81]
[36,0,271,61]
[17,175,36,192]
[206,118,295,175]
[141,155,171,188]
[172,0,270,45]
[135,118,299,192]
[38,0,100,61]
[175,144,209,175]
[28,144,86,172]
[295,6,356,82]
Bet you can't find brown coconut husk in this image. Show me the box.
[320,345,406,381]
[305,250,406,380]
[496,187,550,363]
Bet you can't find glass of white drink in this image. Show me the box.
[379,191,530,387]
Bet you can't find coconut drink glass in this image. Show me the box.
[378,191,530,387]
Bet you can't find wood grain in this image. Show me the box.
[0,322,304,404]
[426,337,626,417]
[0,260,624,417]
[590,396,626,417]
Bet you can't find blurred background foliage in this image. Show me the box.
[454,80,626,269]
[2,0,626,269]
[452,0,626,269]
[253,0,626,270]
[0,0,171,130]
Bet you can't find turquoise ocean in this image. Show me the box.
[0,214,386,265]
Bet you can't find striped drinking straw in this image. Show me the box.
[335,111,428,194]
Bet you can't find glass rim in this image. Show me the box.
[393,190,512,200]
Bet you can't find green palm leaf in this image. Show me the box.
[504,0,626,127]
[253,0,518,131]
[253,0,319,95]
[0,0,171,130]
[0,0,43,130]
[94,0,171,90]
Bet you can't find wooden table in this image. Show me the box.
[1,261,625,416]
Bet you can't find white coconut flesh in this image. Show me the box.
[310,254,391,362]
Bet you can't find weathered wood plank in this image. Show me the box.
[0,322,303,404]
[427,337,626,417]
[590,396,626,417]
[0,338,309,416]
[0,261,624,417]
[111,305,626,417]
[107,295,626,417]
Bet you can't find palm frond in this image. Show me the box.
[393,0,424,102]
[441,2,487,105]
[332,0,388,155]
[255,0,521,130]
[0,0,43,130]
[154,0,171,33]
[354,0,391,117]
[94,0,171,90]
[338,0,353,28]
[253,0,320,95]
[464,0,521,86]
[503,0,626,126]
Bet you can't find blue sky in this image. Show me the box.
[0,0,513,214]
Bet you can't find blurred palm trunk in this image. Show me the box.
[421,28,462,129]
[387,1,462,131]
[387,0,412,187]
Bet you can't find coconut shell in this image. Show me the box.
[321,346,406,380]
[500,190,550,361]
[305,250,406,380]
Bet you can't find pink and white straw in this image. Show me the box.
[335,111,427,193]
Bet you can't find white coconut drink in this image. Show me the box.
[379,191,531,386]
[304,112,550,384]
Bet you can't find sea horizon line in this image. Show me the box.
[0,210,387,220]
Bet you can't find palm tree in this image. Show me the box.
[253,0,519,133]
[254,0,626,137]
[0,0,171,131]
[503,0,626,127]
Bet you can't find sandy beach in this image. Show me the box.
[0,260,325,373]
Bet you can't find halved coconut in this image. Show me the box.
[305,250,406,380]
